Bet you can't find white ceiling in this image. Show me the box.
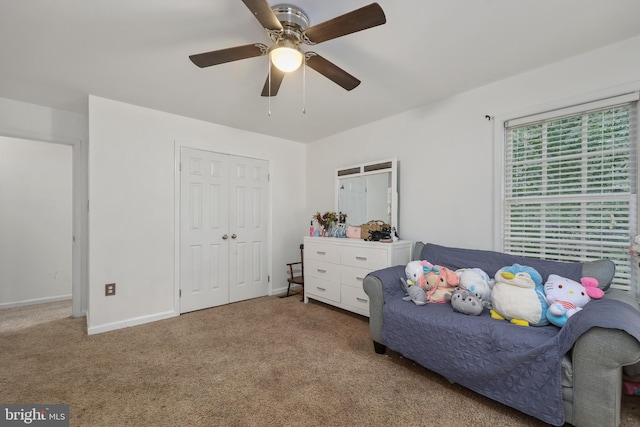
[1,0,639,143]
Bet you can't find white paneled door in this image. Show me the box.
[338,176,367,225]
[180,148,269,313]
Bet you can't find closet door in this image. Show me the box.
[180,148,230,313]
[179,148,269,313]
[228,157,269,302]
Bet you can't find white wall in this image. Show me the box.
[0,137,72,307]
[88,96,306,334]
[307,35,640,251]
[0,97,88,143]
[0,97,88,316]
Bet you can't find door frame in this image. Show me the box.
[0,129,87,318]
[173,142,272,314]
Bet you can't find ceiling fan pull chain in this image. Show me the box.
[268,57,272,116]
[302,55,306,114]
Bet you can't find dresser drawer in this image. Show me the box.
[341,285,370,314]
[305,259,340,282]
[340,265,370,289]
[340,246,387,270]
[305,276,340,303]
[302,237,411,318]
[305,241,340,264]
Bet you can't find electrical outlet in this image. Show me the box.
[105,283,116,296]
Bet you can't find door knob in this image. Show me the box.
[231,234,237,239]
[222,234,229,240]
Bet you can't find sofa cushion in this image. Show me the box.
[420,243,612,291]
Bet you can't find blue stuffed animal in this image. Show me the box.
[490,263,549,326]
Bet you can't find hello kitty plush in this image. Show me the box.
[544,274,604,327]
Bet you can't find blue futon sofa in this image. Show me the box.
[363,242,640,427]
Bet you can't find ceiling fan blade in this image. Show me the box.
[241,0,283,31]
[260,65,286,97]
[302,3,386,45]
[189,43,268,68]
[305,53,360,91]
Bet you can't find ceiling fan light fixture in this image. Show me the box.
[270,41,303,73]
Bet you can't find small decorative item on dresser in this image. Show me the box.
[313,211,338,237]
[391,227,399,242]
[360,220,390,240]
[346,225,361,239]
[334,223,347,238]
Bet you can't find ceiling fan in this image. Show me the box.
[189,0,386,97]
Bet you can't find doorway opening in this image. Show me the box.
[0,134,85,319]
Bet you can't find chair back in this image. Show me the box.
[299,244,304,274]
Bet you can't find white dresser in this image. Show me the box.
[303,237,412,317]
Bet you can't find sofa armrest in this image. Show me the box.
[363,273,384,346]
[572,328,640,427]
[582,259,616,292]
[571,290,640,427]
[363,265,406,349]
[412,241,425,261]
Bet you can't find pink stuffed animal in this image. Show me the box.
[544,274,604,327]
[421,265,459,303]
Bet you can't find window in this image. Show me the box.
[503,93,639,291]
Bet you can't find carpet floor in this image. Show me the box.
[1,296,639,426]
[0,299,71,333]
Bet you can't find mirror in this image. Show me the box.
[336,158,398,230]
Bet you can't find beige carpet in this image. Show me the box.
[0,299,71,333]
[0,296,638,426]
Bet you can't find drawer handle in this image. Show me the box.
[356,276,365,281]
[355,256,368,261]
[316,287,326,292]
[316,251,326,255]
[317,269,327,273]
[356,297,368,303]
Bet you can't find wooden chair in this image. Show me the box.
[286,244,304,299]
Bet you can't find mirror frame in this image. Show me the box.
[335,157,398,230]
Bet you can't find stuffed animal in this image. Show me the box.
[624,362,640,383]
[402,284,427,305]
[455,268,494,308]
[544,274,604,327]
[401,260,431,305]
[490,263,549,326]
[422,265,459,303]
[402,260,429,291]
[447,289,488,315]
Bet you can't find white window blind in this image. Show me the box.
[503,93,638,291]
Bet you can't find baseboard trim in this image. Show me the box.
[271,284,302,296]
[0,294,72,310]
[87,310,178,335]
